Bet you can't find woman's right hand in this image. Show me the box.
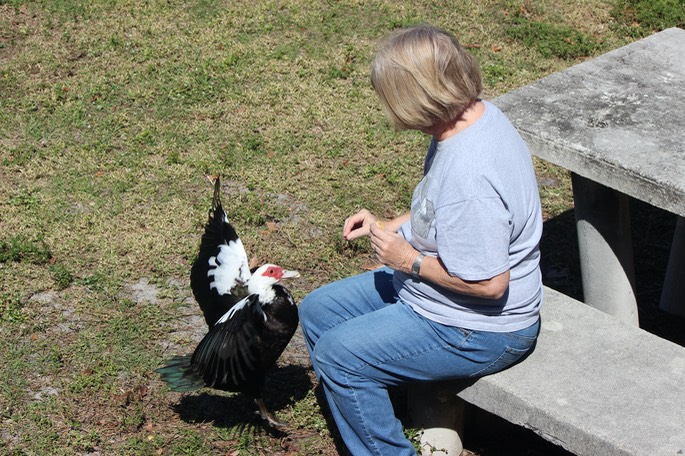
[343,209,378,241]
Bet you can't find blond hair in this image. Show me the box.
[370,25,482,130]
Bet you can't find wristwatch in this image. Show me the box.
[411,253,425,279]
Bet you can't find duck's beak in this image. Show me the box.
[281,270,300,279]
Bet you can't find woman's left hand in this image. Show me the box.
[369,222,418,273]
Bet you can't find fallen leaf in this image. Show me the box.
[112,390,131,404]
[491,43,502,52]
[249,257,260,270]
[134,385,148,400]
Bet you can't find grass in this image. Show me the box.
[1,0,682,454]
[0,235,51,264]
[611,0,685,36]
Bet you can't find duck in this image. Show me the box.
[158,176,300,427]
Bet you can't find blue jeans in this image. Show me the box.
[298,267,539,456]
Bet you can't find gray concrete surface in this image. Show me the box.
[456,287,685,456]
[493,27,685,217]
[493,27,685,320]
[572,173,638,324]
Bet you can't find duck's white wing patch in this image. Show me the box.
[216,294,266,324]
[207,237,251,295]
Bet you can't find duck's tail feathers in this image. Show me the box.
[156,355,206,392]
[212,176,222,213]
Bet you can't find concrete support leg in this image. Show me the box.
[660,216,685,317]
[407,383,464,456]
[572,173,639,325]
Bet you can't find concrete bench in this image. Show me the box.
[408,286,685,455]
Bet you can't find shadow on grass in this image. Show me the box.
[539,200,685,347]
[540,208,583,301]
[173,364,312,432]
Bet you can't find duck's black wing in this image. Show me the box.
[188,294,266,398]
[190,177,252,328]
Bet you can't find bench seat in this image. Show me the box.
[452,286,685,455]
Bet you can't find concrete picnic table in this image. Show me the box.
[494,27,685,325]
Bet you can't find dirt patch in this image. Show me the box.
[122,278,159,304]
[0,5,34,63]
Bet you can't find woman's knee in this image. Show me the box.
[298,285,331,326]
[313,330,344,376]
[297,292,315,324]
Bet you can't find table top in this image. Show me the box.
[494,27,685,218]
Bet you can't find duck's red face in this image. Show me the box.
[260,265,300,281]
[261,265,284,280]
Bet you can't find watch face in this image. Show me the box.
[412,254,423,277]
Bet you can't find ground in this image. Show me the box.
[2,1,683,454]
[133,194,684,455]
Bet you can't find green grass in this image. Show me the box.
[612,0,685,36]
[0,235,51,264]
[505,18,601,59]
[1,0,682,453]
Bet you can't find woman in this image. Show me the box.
[299,24,543,455]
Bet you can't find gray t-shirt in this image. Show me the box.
[394,100,542,332]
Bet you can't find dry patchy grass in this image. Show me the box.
[1,0,679,454]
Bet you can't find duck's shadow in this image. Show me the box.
[173,364,312,434]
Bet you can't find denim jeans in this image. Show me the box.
[298,267,539,456]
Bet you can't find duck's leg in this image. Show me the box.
[255,397,287,427]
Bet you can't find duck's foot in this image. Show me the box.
[255,397,288,427]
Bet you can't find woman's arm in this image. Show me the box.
[368,222,509,300]
[419,255,509,300]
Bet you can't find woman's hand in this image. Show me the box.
[357,214,509,300]
[343,209,378,241]
[369,221,417,273]
[343,211,411,241]
[343,210,417,271]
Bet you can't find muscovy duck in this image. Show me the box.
[158,177,300,426]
